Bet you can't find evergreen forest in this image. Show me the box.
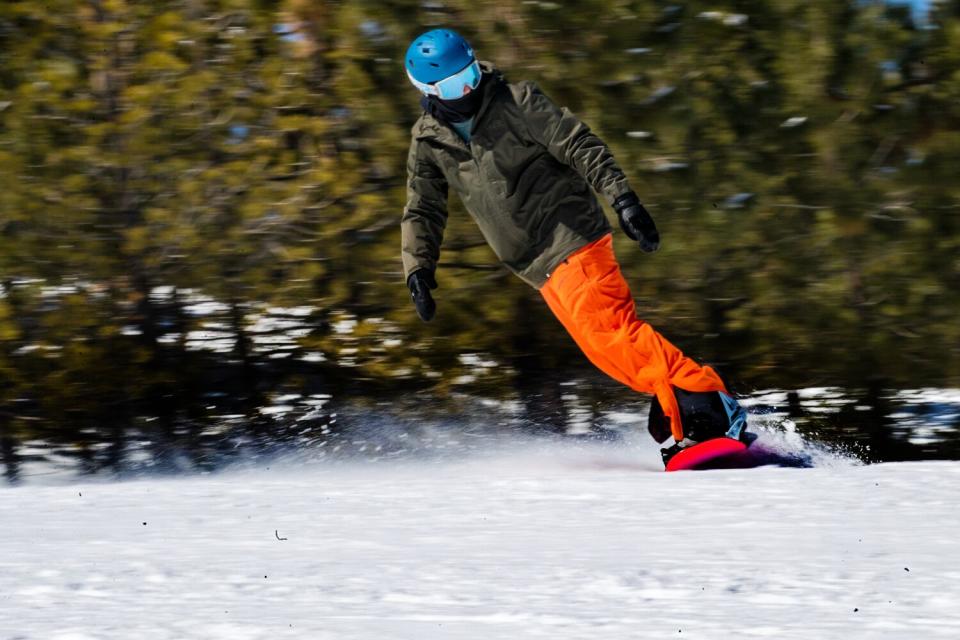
[1,0,959,479]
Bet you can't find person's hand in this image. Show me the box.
[407,270,437,322]
[614,191,660,253]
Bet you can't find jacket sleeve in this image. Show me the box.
[517,81,633,206]
[401,137,449,281]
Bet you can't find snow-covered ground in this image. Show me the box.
[2,434,959,640]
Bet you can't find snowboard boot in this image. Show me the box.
[648,388,754,468]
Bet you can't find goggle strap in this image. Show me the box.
[406,67,438,96]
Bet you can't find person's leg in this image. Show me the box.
[540,234,728,441]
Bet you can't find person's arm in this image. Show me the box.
[401,139,448,282]
[401,138,448,321]
[516,81,632,206]
[518,81,659,252]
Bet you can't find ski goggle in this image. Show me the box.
[407,60,482,100]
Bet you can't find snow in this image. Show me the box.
[781,116,809,129]
[697,11,749,27]
[3,436,959,639]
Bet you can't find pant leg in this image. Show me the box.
[540,233,727,441]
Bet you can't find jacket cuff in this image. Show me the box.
[604,180,634,207]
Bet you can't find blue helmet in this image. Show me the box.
[405,28,475,86]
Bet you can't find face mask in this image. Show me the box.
[423,73,486,123]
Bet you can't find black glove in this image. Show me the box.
[614,191,660,253]
[407,269,437,322]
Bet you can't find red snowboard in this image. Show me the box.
[665,437,750,472]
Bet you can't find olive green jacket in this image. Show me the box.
[401,62,634,289]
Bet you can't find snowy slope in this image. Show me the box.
[2,437,959,640]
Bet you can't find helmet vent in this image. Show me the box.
[429,63,439,67]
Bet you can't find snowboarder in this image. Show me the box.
[400,29,748,465]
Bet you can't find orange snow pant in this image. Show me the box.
[540,233,728,442]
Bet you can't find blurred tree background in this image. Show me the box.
[1,0,959,478]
